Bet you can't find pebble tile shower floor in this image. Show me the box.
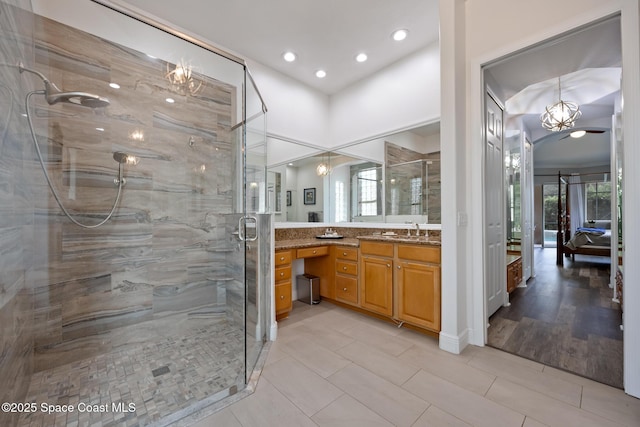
[17,317,244,427]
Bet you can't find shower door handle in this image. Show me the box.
[238,215,258,242]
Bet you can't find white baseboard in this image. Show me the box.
[439,328,470,354]
[268,322,278,341]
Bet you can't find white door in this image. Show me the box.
[485,92,505,317]
[522,137,533,280]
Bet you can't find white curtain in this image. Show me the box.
[569,174,584,235]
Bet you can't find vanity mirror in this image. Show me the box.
[267,122,441,225]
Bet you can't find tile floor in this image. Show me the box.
[17,316,245,427]
[191,300,640,427]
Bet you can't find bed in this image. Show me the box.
[555,172,611,266]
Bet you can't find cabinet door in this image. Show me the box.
[335,275,358,305]
[275,281,292,316]
[397,261,440,331]
[360,256,393,316]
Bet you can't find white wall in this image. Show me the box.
[248,61,330,146]
[329,43,441,147]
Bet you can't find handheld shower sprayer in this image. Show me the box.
[17,61,111,108]
[0,60,128,228]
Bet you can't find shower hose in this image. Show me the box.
[25,90,123,228]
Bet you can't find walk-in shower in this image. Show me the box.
[0,1,269,426]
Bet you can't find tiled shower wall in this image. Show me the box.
[385,141,441,222]
[1,4,245,404]
[0,3,38,423]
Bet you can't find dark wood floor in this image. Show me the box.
[488,247,623,388]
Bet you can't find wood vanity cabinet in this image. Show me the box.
[274,249,292,319]
[396,244,441,331]
[335,247,358,305]
[360,241,394,316]
[507,255,522,293]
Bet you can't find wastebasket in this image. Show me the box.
[296,274,320,305]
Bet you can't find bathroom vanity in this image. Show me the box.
[274,227,441,335]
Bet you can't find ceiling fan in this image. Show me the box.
[559,129,606,140]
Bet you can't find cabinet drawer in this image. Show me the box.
[275,281,292,313]
[336,275,358,304]
[275,266,291,282]
[336,247,358,261]
[336,260,357,276]
[397,244,440,264]
[360,241,394,257]
[275,250,292,266]
[296,246,329,259]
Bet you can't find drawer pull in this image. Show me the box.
[343,266,347,270]
[343,252,347,256]
[343,287,347,291]
[313,250,317,254]
[397,265,401,269]
[280,295,284,300]
[280,272,284,277]
[387,264,391,268]
[280,256,285,261]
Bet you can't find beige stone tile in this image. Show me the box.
[311,393,393,427]
[300,306,370,334]
[229,377,317,427]
[581,381,640,426]
[189,407,242,427]
[412,405,472,427]
[336,341,420,386]
[396,328,479,363]
[263,339,288,367]
[280,322,355,352]
[281,337,351,378]
[262,356,343,417]
[523,417,550,427]
[328,363,428,427]
[469,347,581,406]
[341,322,414,356]
[399,346,496,395]
[403,370,525,427]
[485,377,622,427]
[476,345,545,372]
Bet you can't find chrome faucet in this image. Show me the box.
[414,222,420,237]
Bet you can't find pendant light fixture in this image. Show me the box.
[540,77,581,131]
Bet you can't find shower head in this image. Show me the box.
[113,152,139,165]
[46,91,110,108]
[17,62,110,108]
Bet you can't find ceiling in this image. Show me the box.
[484,16,621,169]
[111,1,619,170]
[115,0,440,95]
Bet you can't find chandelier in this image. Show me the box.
[540,77,581,131]
[166,59,203,96]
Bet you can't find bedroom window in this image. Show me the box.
[585,181,611,221]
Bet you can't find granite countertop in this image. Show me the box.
[507,253,522,264]
[275,238,360,250]
[357,235,441,246]
[275,235,441,250]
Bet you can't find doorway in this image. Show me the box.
[482,15,623,387]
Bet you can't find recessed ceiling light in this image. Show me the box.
[315,70,327,79]
[570,130,587,138]
[165,97,175,104]
[109,82,120,89]
[283,51,297,62]
[95,127,105,132]
[355,53,368,63]
[392,29,409,41]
